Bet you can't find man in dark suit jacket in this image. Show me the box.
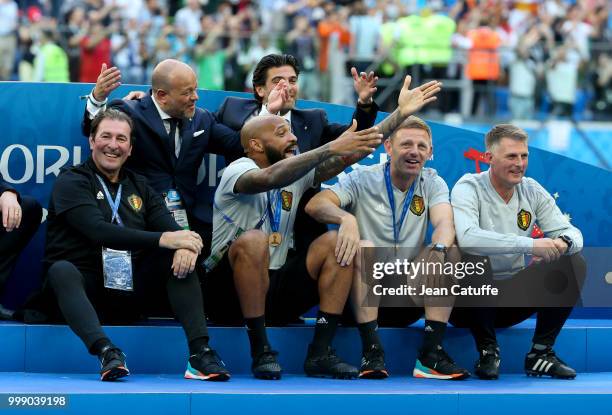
[215,54,380,251]
[0,176,42,319]
[81,60,243,254]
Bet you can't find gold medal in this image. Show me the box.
[269,232,282,247]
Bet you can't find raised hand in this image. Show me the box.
[92,63,122,102]
[123,90,146,100]
[351,67,378,104]
[397,75,442,117]
[329,120,382,156]
[266,80,289,114]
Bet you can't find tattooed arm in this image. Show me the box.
[313,75,443,185]
[234,121,382,194]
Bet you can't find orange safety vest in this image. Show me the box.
[466,27,501,81]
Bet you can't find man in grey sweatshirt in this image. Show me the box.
[451,124,585,380]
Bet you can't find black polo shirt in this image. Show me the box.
[44,158,180,272]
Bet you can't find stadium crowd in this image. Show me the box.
[0,0,610,119]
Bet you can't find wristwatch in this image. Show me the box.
[430,243,447,257]
[559,235,573,251]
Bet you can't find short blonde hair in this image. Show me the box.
[485,124,528,151]
[390,115,432,141]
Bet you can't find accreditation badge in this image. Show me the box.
[102,247,134,291]
[164,189,190,230]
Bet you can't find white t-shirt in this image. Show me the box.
[211,157,315,270]
[329,164,450,261]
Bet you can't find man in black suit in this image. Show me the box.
[81,59,243,255]
[215,54,380,251]
[0,176,42,319]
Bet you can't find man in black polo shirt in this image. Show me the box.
[44,109,229,382]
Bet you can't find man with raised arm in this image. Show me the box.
[81,59,243,255]
[215,53,380,253]
[204,75,441,380]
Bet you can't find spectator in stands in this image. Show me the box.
[194,16,238,91]
[0,175,42,320]
[238,32,280,91]
[79,17,112,83]
[317,5,351,101]
[348,1,382,73]
[508,25,547,119]
[560,4,593,61]
[546,38,581,117]
[450,124,586,380]
[174,0,203,38]
[466,17,502,117]
[33,29,69,82]
[58,6,86,82]
[0,0,18,80]
[591,52,612,118]
[43,108,230,382]
[110,18,144,85]
[286,15,318,101]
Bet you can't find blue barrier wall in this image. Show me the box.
[1,82,610,315]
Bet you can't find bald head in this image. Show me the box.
[150,59,199,119]
[240,115,283,150]
[151,59,195,92]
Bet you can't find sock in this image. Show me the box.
[245,315,270,357]
[530,343,550,354]
[311,311,340,356]
[188,336,210,355]
[89,337,112,356]
[357,320,382,353]
[421,319,447,353]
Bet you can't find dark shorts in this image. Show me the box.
[203,248,319,326]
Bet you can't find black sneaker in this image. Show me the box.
[252,345,282,380]
[99,345,130,381]
[185,346,230,381]
[304,345,358,379]
[359,344,389,379]
[0,304,14,320]
[525,348,576,379]
[475,345,501,380]
[413,347,470,380]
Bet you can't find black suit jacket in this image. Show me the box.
[216,96,379,251]
[215,97,379,153]
[82,95,243,222]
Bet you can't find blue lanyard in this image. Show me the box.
[266,190,282,233]
[96,174,123,226]
[383,162,416,247]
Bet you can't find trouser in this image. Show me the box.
[0,33,16,80]
[0,196,42,296]
[46,248,209,353]
[450,254,586,350]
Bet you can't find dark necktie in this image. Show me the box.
[168,118,180,158]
